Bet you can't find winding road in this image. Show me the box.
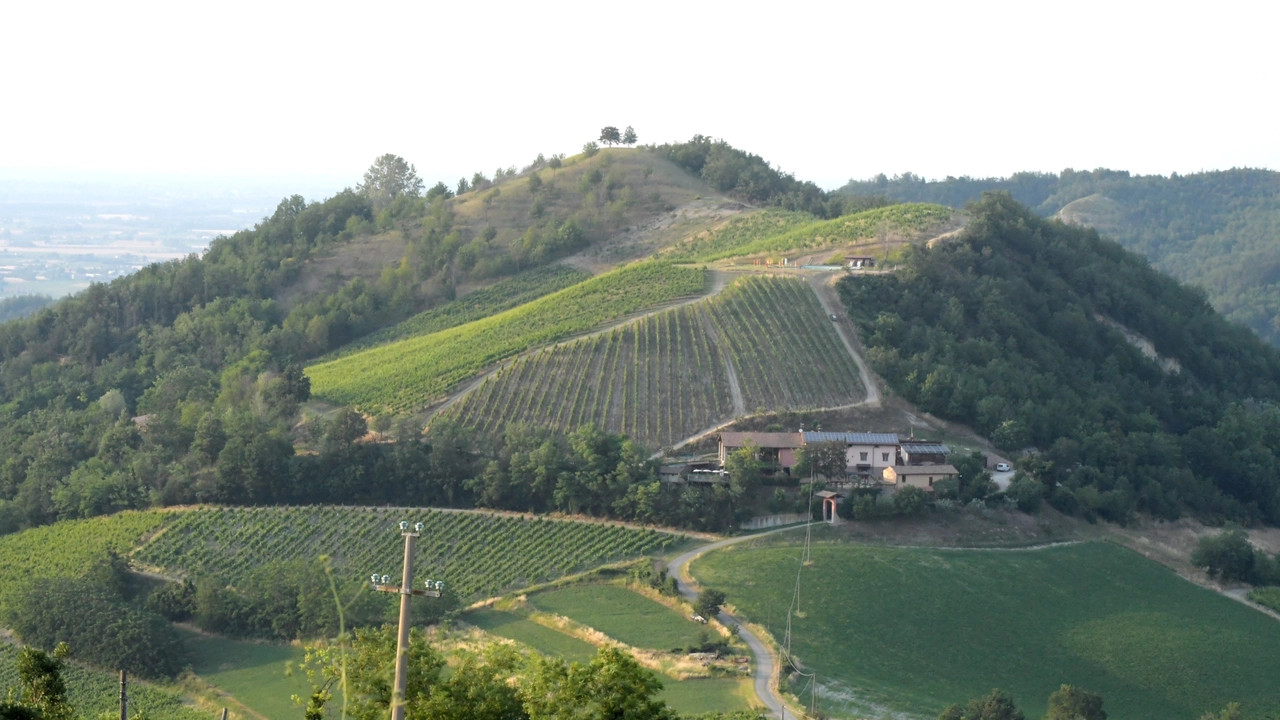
[668,525,808,718]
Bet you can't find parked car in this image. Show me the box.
[829,314,838,320]
[994,462,1012,472]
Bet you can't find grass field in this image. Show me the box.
[307,262,707,413]
[463,605,751,715]
[133,506,679,600]
[664,204,954,262]
[529,584,705,651]
[0,643,204,720]
[181,631,310,720]
[448,275,864,448]
[692,540,1280,720]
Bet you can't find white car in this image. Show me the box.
[994,462,1012,472]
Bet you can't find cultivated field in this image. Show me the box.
[0,644,204,720]
[663,204,955,263]
[448,275,864,448]
[133,507,679,600]
[306,262,707,413]
[181,631,309,720]
[529,584,706,651]
[691,540,1280,720]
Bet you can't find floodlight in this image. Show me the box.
[414,522,424,532]
[371,574,380,584]
[381,575,391,584]
[435,581,444,590]
[399,521,409,531]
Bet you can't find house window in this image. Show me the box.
[859,452,868,461]
[881,452,889,462]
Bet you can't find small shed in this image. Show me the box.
[882,464,959,492]
[845,255,877,269]
[718,431,804,471]
[900,442,951,466]
[815,490,842,523]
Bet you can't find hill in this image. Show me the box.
[447,274,865,449]
[839,192,1280,524]
[840,168,1280,344]
[691,538,1280,719]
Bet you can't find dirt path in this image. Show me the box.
[698,306,745,416]
[668,525,810,718]
[807,273,880,406]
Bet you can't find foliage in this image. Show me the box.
[938,689,1024,720]
[134,506,676,602]
[1247,586,1280,614]
[841,168,1280,347]
[1044,685,1107,720]
[308,262,706,412]
[600,127,622,146]
[1004,473,1044,513]
[665,204,953,263]
[693,588,726,619]
[583,142,600,158]
[796,441,847,481]
[840,192,1280,525]
[623,127,638,146]
[692,541,1280,719]
[1190,526,1280,585]
[359,154,425,209]
[451,275,861,451]
[0,296,53,323]
[319,264,590,361]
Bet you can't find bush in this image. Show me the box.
[1005,473,1045,512]
[694,589,726,619]
[1190,526,1280,584]
[893,486,928,516]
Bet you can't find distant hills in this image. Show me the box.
[841,168,1280,344]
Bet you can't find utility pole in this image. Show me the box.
[119,670,127,720]
[372,521,444,720]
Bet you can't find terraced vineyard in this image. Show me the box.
[307,262,707,413]
[664,204,954,262]
[448,275,864,448]
[133,507,679,600]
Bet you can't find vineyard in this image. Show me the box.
[664,204,954,262]
[448,275,865,449]
[319,264,591,361]
[133,507,679,600]
[307,262,707,413]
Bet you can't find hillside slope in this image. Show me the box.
[841,168,1280,344]
[839,193,1280,524]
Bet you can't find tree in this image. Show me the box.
[1191,526,1271,584]
[456,177,471,195]
[599,126,622,147]
[694,588,726,619]
[1045,685,1106,720]
[622,126,637,146]
[582,142,600,158]
[1199,704,1243,720]
[13,646,73,720]
[358,154,424,209]
[724,443,762,499]
[1005,473,1045,512]
[798,441,847,481]
[938,689,1024,720]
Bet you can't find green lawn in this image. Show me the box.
[691,541,1280,720]
[182,631,311,720]
[529,584,705,651]
[658,677,753,714]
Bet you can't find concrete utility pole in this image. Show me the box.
[119,670,127,720]
[372,521,444,720]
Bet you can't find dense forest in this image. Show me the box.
[841,193,1280,525]
[841,168,1280,344]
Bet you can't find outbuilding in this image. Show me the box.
[845,255,877,269]
[882,464,959,492]
[718,431,804,471]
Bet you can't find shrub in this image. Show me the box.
[1005,473,1045,512]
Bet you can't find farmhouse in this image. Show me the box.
[718,431,803,472]
[882,464,959,492]
[845,255,876,269]
[900,441,951,466]
[803,431,899,472]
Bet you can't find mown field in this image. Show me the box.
[0,643,204,720]
[448,275,863,448]
[664,204,954,262]
[692,541,1280,720]
[307,262,707,413]
[529,584,706,651]
[318,264,591,361]
[133,507,680,600]
[181,631,310,720]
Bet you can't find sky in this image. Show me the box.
[2,0,1278,196]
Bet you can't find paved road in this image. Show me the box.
[668,525,808,718]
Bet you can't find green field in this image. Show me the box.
[0,511,166,609]
[1248,586,1280,614]
[664,204,954,262]
[463,605,751,715]
[449,275,864,448]
[529,584,705,651]
[306,262,707,413]
[182,631,310,720]
[319,264,591,361]
[134,507,678,600]
[0,643,204,720]
[692,541,1280,720]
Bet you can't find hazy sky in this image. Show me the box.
[3,0,1277,194]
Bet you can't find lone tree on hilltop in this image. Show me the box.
[599,126,621,146]
[622,126,637,145]
[358,154,424,209]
